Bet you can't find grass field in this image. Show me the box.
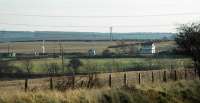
[9,57,193,73]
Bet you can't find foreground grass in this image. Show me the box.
[0,80,200,103]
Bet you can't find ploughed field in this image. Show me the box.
[0,41,175,54]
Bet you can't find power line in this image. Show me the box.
[0,12,200,18]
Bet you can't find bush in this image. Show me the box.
[102,49,113,57]
[68,58,82,73]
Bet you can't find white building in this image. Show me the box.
[41,40,45,54]
[139,42,156,54]
[88,49,96,56]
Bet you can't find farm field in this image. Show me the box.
[0,40,185,73]
[0,41,175,54]
[0,40,197,103]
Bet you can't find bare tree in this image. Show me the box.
[175,23,200,76]
[44,62,60,75]
[68,58,82,75]
[22,59,33,76]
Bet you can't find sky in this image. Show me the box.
[0,0,200,33]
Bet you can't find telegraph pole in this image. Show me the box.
[59,40,64,73]
[59,40,62,56]
[61,46,64,73]
[7,42,10,54]
[110,26,115,73]
[110,26,113,41]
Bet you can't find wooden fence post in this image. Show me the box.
[80,81,84,87]
[195,69,197,79]
[50,77,53,90]
[138,73,141,84]
[174,70,177,81]
[87,74,94,88]
[25,78,28,92]
[163,71,167,82]
[124,73,127,87]
[184,69,187,80]
[109,74,112,87]
[72,75,75,88]
[152,72,154,83]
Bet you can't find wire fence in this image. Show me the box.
[0,68,198,92]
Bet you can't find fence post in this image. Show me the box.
[50,77,53,90]
[152,72,154,83]
[25,78,28,92]
[109,74,112,87]
[194,68,197,79]
[163,71,167,82]
[124,73,127,87]
[174,70,177,81]
[184,69,187,80]
[72,75,75,88]
[138,73,141,84]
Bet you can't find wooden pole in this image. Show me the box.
[138,73,141,84]
[163,71,167,82]
[72,75,75,88]
[123,73,127,87]
[50,77,53,90]
[61,46,64,73]
[152,72,154,83]
[109,74,112,87]
[184,69,187,80]
[110,27,113,41]
[25,78,28,92]
[174,70,177,81]
[194,68,197,79]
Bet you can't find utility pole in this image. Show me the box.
[59,40,64,73]
[7,42,10,54]
[61,46,64,73]
[110,26,113,41]
[109,26,115,73]
[59,40,62,56]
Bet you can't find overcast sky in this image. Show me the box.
[0,0,200,32]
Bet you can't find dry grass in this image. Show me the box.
[0,69,196,92]
[0,80,200,103]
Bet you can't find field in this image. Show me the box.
[0,40,188,73]
[1,40,198,103]
[0,41,175,54]
[8,57,193,73]
[0,41,117,54]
